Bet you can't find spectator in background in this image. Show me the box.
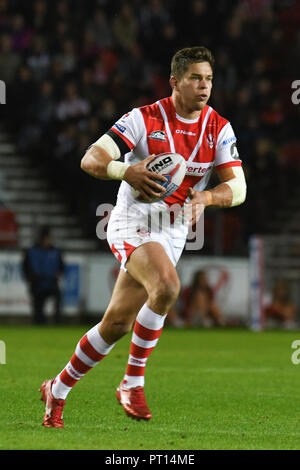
[97,97,117,128]
[54,38,78,74]
[48,58,66,96]
[10,13,32,52]
[80,66,103,108]
[26,35,50,81]
[113,3,138,51]
[87,8,113,49]
[54,0,72,30]
[0,0,10,31]
[264,279,297,328]
[0,34,21,84]
[184,0,214,46]
[92,55,110,86]
[56,81,90,121]
[81,29,102,61]
[154,22,180,70]
[55,122,78,173]
[181,270,224,327]
[211,48,238,115]
[22,226,65,325]
[9,65,35,132]
[30,0,49,34]
[139,0,170,44]
[34,80,56,128]
[50,21,71,52]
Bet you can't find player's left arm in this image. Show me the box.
[192,165,247,207]
[186,121,247,225]
[186,166,247,225]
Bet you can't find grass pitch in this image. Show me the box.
[0,325,300,450]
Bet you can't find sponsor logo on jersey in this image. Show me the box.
[185,162,214,176]
[221,136,236,146]
[206,133,215,148]
[148,130,167,141]
[114,123,126,133]
[175,129,196,136]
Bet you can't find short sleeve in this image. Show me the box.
[214,122,242,170]
[109,108,144,151]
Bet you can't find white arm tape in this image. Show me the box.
[224,166,247,207]
[92,134,121,160]
[107,161,130,180]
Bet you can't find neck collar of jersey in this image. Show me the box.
[170,95,201,124]
[175,113,201,124]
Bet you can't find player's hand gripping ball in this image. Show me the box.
[131,152,186,202]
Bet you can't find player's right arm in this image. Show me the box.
[80,143,113,180]
[80,113,167,201]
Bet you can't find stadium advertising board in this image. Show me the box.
[0,252,84,315]
[0,252,249,320]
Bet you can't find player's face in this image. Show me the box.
[172,62,213,112]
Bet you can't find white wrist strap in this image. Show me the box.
[106,161,130,180]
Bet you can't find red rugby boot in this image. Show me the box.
[40,379,65,428]
[116,381,152,421]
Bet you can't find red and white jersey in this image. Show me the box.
[106,96,242,209]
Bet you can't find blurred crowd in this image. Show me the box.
[1,0,300,252]
[167,270,225,328]
[264,278,297,328]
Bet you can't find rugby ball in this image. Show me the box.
[131,152,186,202]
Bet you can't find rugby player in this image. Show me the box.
[40,46,246,427]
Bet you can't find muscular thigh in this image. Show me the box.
[100,242,180,341]
[126,241,180,294]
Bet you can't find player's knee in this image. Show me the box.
[101,312,133,338]
[150,275,180,308]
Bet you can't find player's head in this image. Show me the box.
[37,225,52,247]
[170,46,214,111]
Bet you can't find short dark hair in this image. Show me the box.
[37,225,51,243]
[170,46,215,79]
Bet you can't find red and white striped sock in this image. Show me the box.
[51,323,115,400]
[123,304,167,389]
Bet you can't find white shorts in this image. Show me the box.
[107,201,188,271]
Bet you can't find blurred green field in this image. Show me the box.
[0,325,300,450]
